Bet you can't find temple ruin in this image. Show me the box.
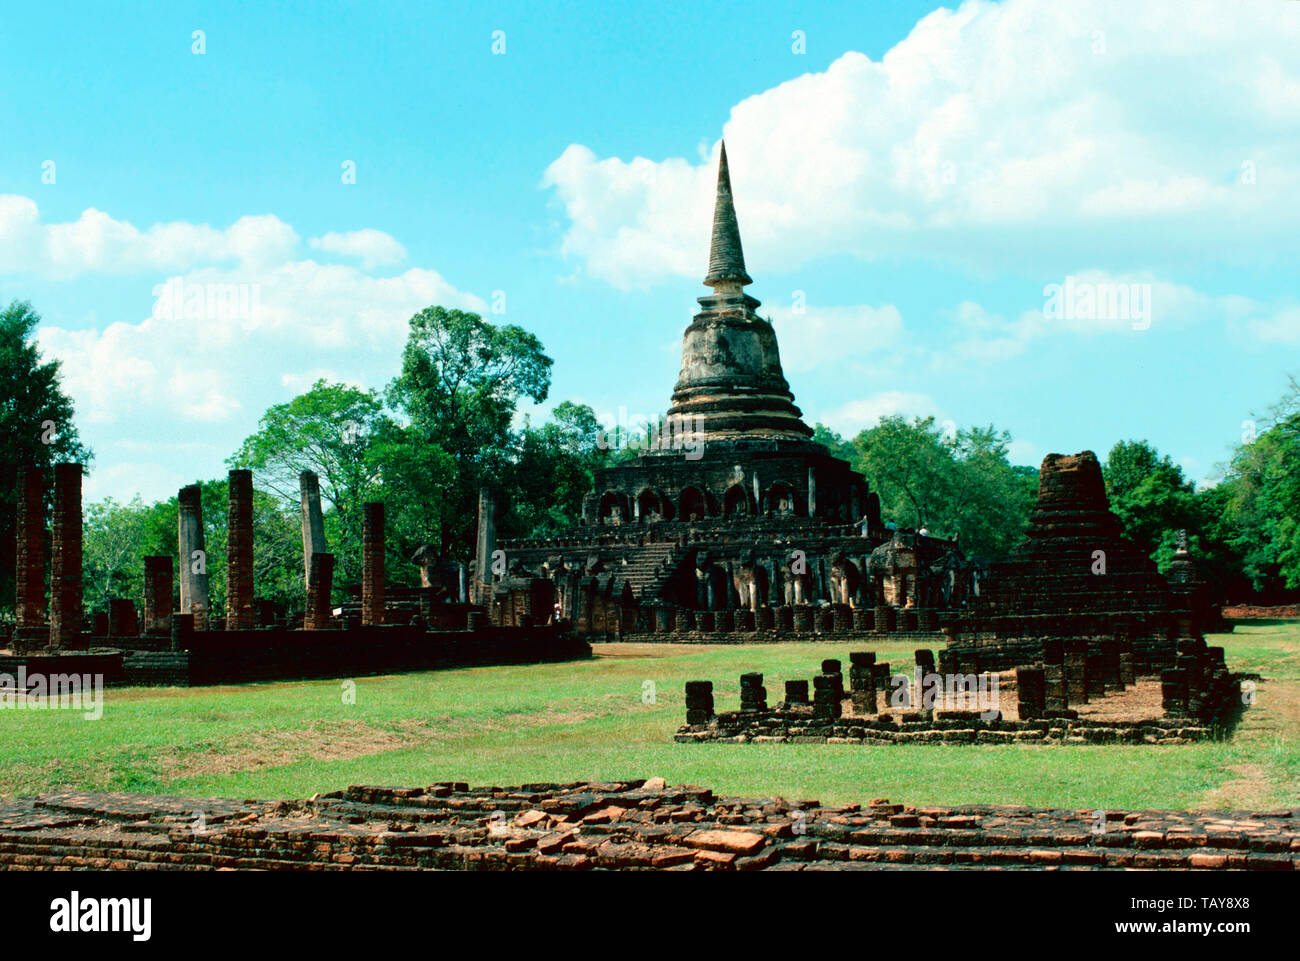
[0,465,589,686]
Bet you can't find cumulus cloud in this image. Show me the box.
[0,198,300,278]
[765,302,905,374]
[934,271,1300,367]
[38,260,484,429]
[543,0,1300,288]
[309,229,408,269]
[818,390,943,436]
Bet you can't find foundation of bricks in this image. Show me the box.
[0,780,1294,871]
[0,624,590,687]
[678,646,1246,746]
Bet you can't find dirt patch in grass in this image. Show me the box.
[158,719,416,780]
[1201,763,1276,810]
[155,698,646,781]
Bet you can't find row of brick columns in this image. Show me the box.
[48,463,83,648]
[226,469,255,630]
[12,463,84,650]
[14,466,47,644]
[11,462,391,644]
[362,502,385,626]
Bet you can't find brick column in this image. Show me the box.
[849,651,877,714]
[1016,666,1046,720]
[361,501,385,626]
[299,470,326,588]
[1064,639,1088,705]
[684,681,714,725]
[304,552,335,630]
[108,598,139,636]
[226,469,255,630]
[740,672,767,712]
[49,463,84,649]
[142,555,173,632]
[474,487,497,605]
[14,466,46,650]
[177,484,210,630]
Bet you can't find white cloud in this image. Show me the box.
[1244,303,1300,344]
[819,390,942,436]
[81,460,189,505]
[0,199,300,278]
[766,303,905,374]
[543,0,1300,288]
[37,260,485,428]
[934,272,1300,367]
[309,229,408,269]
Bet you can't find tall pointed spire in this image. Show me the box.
[704,142,753,288]
[666,142,813,444]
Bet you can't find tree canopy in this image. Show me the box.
[822,415,1036,559]
[0,300,90,611]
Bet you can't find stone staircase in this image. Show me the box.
[614,543,686,601]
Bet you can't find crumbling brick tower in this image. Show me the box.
[13,466,47,652]
[361,502,385,625]
[48,462,84,650]
[142,555,174,632]
[226,469,255,630]
[963,451,1182,672]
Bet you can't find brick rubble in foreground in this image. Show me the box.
[0,781,1295,871]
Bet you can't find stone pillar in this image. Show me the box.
[1118,641,1136,687]
[849,651,877,714]
[1086,652,1107,698]
[49,463,84,649]
[108,598,139,636]
[142,555,173,632]
[784,679,810,706]
[13,466,46,651]
[304,553,335,630]
[740,672,766,712]
[1161,668,1189,716]
[1064,639,1088,705]
[685,681,714,725]
[178,484,210,630]
[1017,666,1046,720]
[457,563,468,603]
[362,501,386,626]
[474,487,497,605]
[813,668,842,719]
[299,470,327,588]
[226,469,255,630]
[170,612,194,652]
[807,466,817,517]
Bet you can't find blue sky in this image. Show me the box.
[2,0,1298,504]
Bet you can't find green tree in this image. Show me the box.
[843,415,1034,559]
[504,401,612,538]
[82,496,151,615]
[228,380,390,590]
[1102,439,1197,560]
[387,306,553,560]
[1216,378,1300,595]
[811,424,856,463]
[0,301,91,614]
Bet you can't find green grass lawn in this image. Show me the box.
[2,621,1297,811]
